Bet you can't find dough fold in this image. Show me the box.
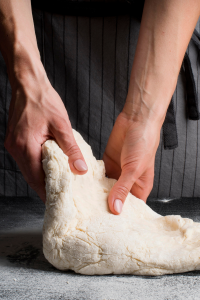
[42,130,200,276]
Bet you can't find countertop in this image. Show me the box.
[1,196,200,300]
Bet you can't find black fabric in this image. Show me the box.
[1,8,200,199]
[182,52,200,120]
[161,28,200,152]
[191,29,200,52]
[31,0,145,19]
[163,96,178,150]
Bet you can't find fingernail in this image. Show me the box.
[74,159,88,171]
[114,199,123,214]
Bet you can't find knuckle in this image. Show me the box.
[4,131,25,153]
[53,118,69,132]
[122,164,140,179]
[116,185,130,199]
[66,143,81,157]
[14,136,25,149]
[122,163,134,174]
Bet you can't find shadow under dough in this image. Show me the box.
[0,230,57,272]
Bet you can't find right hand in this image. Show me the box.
[4,63,88,203]
[103,111,161,215]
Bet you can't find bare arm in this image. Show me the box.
[125,0,199,122]
[104,0,200,214]
[0,0,40,85]
[0,0,88,202]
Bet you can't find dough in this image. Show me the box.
[42,130,200,276]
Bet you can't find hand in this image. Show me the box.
[4,65,88,203]
[103,0,200,216]
[103,111,161,215]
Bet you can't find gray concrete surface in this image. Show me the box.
[1,197,200,300]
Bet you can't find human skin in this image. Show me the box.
[0,0,88,202]
[0,0,200,211]
[104,0,200,214]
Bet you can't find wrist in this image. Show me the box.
[122,103,164,134]
[5,37,43,88]
[123,67,178,127]
[123,94,166,127]
[4,39,48,97]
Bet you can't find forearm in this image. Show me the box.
[0,0,43,88]
[124,0,200,125]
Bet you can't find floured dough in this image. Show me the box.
[42,130,200,276]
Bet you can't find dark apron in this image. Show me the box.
[0,0,200,199]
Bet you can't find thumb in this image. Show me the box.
[108,167,137,215]
[50,122,88,175]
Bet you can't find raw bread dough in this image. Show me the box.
[42,130,200,276]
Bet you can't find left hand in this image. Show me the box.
[103,111,161,215]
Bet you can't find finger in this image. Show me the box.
[131,181,153,202]
[23,145,46,203]
[108,166,138,215]
[103,152,121,179]
[130,168,154,202]
[5,136,46,203]
[50,119,88,175]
